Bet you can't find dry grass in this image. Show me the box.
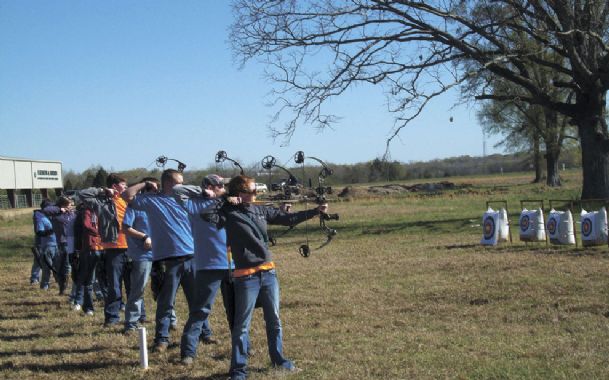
[2,170,609,379]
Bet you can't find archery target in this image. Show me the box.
[481,207,508,246]
[483,216,496,240]
[582,218,593,237]
[520,214,530,232]
[580,207,608,247]
[547,209,575,245]
[547,217,557,235]
[519,208,545,242]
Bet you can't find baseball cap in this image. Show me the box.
[203,174,224,187]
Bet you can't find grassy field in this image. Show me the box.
[2,170,609,379]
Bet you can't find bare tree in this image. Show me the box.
[231,0,609,199]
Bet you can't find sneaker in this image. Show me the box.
[72,304,82,311]
[200,336,218,345]
[123,328,136,336]
[85,310,94,316]
[180,356,194,366]
[152,342,169,353]
[41,285,49,291]
[30,279,39,286]
[273,361,300,373]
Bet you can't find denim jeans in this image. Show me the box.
[124,260,152,330]
[180,269,231,358]
[154,256,196,344]
[40,245,60,289]
[229,269,294,379]
[30,246,41,283]
[77,250,102,313]
[71,281,83,305]
[57,243,71,292]
[103,249,129,324]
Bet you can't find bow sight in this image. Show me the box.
[215,150,244,175]
[156,155,187,172]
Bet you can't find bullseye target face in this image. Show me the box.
[582,217,593,237]
[483,216,496,240]
[520,215,530,232]
[547,217,557,235]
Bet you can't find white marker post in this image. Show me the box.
[138,327,149,369]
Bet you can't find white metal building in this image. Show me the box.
[0,156,63,208]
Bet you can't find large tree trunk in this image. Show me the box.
[544,109,561,187]
[577,92,609,200]
[532,133,543,183]
[545,148,561,187]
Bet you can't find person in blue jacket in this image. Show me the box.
[122,169,195,352]
[122,177,160,333]
[35,199,60,290]
[30,199,52,285]
[173,174,234,365]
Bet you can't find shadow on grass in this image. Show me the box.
[0,360,123,372]
[166,374,230,380]
[456,244,608,256]
[0,313,42,321]
[0,347,101,357]
[0,333,42,341]
[6,299,63,307]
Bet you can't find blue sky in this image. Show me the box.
[0,0,501,173]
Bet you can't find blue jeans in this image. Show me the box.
[230,269,294,379]
[40,245,60,289]
[154,256,196,344]
[180,269,231,358]
[77,250,102,312]
[124,260,152,330]
[71,281,84,305]
[103,249,129,324]
[30,245,41,283]
[58,244,71,292]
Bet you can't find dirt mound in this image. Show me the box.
[338,181,466,199]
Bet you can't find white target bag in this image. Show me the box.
[519,208,546,242]
[581,207,608,247]
[546,209,575,245]
[481,207,510,246]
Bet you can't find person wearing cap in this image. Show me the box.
[122,169,195,352]
[172,174,234,365]
[223,175,328,380]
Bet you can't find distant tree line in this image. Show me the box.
[62,148,581,191]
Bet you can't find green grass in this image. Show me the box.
[2,170,609,379]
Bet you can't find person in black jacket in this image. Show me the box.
[224,175,327,380]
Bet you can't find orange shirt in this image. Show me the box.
[101,194,128,249]
[232,261,276,278]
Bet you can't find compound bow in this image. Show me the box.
[215,150,244,175]
[156,155,187,172]
[294,151,339,257]
[260,155,304,245]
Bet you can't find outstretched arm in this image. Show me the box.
[122,181,155,204]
